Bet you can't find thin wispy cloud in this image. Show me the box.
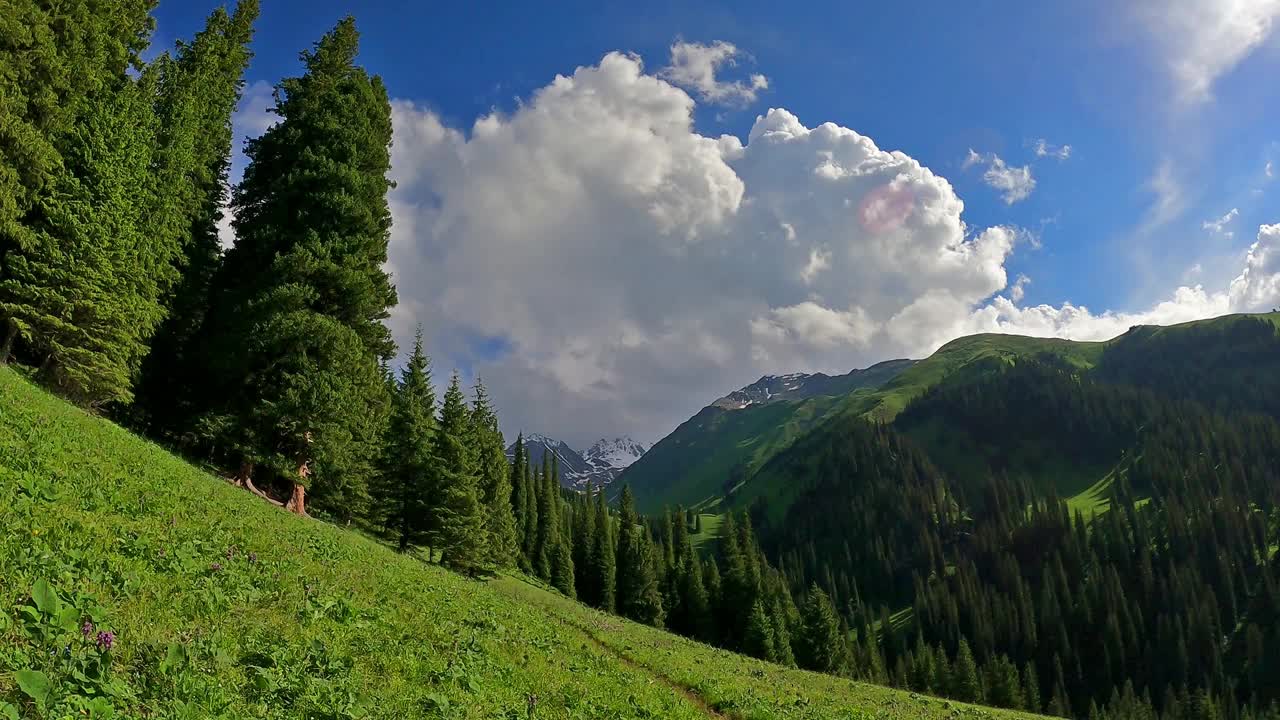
[1033,138,1072,160]
[965,150,1037,204]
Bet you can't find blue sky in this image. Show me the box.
[154,0,1280,446]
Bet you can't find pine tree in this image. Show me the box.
[592,486,617,612]
[616,486,663,626]
[0,0,158,390]
[796,584,844,674]
[192,17,396,516]
[744,600,777,662]
[434,373,486,573]
[534,451,557,580]
[572,490,597,605]
[552,530,576,598]
[130,1,259,434]
[952,638,982,703]
[510,434,530,570]
[521,444,539,565]
[380,328,436,552]
[471,379,518,567]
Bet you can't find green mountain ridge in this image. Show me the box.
[625,359,914,514]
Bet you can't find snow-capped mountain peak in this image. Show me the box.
[583,437,649,470]
[506,433,648,493]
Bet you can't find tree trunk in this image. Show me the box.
[285,481,307,516]
[0,321,16,364]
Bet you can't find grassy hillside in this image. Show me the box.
[0,366,1046,719]
[845,332,1104,424]
[626,361,913,514]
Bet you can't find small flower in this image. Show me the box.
[210,562,223,572]
[81,621,95,638]
[96,630,115,652]
[226,545,237,560]
[248,551,258,564]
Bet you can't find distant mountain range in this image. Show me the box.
[505,433,649,493]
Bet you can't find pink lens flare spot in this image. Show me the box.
[858,183,915,234]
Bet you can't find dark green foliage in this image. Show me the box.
[615,486,664,627]
[130,1,259,433]
[435,373,485,573]
[534,453,557,580]
[796,585,844,674]
[744,600,776,662]
[473,379,518,567]
[592,487,617,612]
[379,329,436,552]
[188,17,396,517]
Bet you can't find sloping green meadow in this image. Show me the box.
[0,366,1047,719]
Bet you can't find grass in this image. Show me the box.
[0,366,1049,719]
[687,514,723,552]
[848,333,1105,425]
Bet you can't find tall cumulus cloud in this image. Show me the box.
[383,51,1280,447]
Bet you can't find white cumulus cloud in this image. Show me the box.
[383,49,1280,447]
[660,40,769,106]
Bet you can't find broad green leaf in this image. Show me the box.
[15,669,51,705]
[31,578,58,616]
[161,642,186,675]
[0,702,19,720]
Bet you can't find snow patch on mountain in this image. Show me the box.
[506,434,649,491]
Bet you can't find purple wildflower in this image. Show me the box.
[248,551,257,564]
[81,621,95,638]
[226,545,237,560]
[96,630,115,651]
[210,562,223,572]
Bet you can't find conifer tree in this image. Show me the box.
[0,0,209,403]
[744,600,777,662]
[552,530,576,598]
[534,451,557,579]
[380,328,435,552]
[510,434,529,570]
[616,486,663,626]
[952,638,982,703]
[797,585,844,674]
[572,490,597,605]
[471,379,518,567]
[131,1,259,433]
[435,373,485,573]
[192,17,396,516]
[592,486,617,612]
[521,444,538,564]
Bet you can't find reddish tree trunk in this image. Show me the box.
[285,481,307,515]
[285,458,309,516]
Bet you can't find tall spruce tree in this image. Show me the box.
[471,379,518,567]
[192,17,396,516]
[0,0,154,374]
[797,585,844,674]
[435,373,485,573]
[615,486,664,627]
[523,446,540,569]
[534,450,557,579]
[131,1,260,436]
[510,434,530,571]
[592,486,617,612]
[380,328,435,552]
